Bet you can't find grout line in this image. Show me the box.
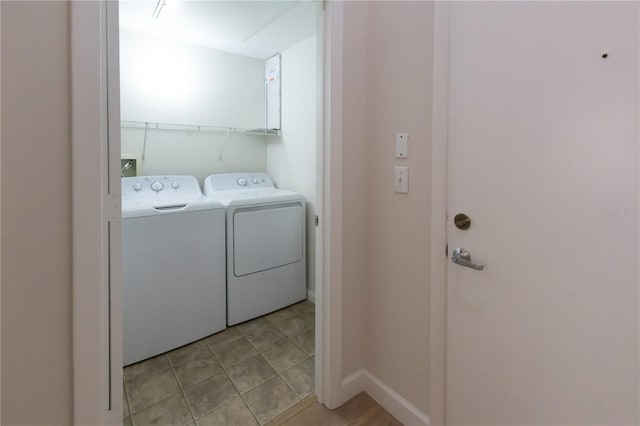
[125,355,176,415]
[237,316,308,424]
[216,318,309,425]
[259,393,302,426]
[264,395,317,426]
[279,357,315,400]
[205,335,262,426]
[212,339,279,396]
[123,381,135,426]
[128,389,186,422]
[167,355,199,425]
[276,357,306,404]
[262,311,316,399]
[204,329,244,354]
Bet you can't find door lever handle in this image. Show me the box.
[451,247,484,271]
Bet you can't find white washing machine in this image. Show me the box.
[122,175,226,365]
[204,173,307,325]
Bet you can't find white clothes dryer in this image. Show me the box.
[204,173,306,325]
[122,175,226,365]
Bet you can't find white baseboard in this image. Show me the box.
[339,369,430,426]
[340,368,366,404]
[307,288,316,303]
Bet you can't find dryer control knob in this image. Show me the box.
[171,182,180,190]
[237,178,248,186]
[151,181,164,192]
[133,183,143,192]
[252,178,259,184]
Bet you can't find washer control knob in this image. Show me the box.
[171,181,180,190]
[252,178,259,184]
[133,183,143,192]
[237,178,248,186]
[151,181,164,192]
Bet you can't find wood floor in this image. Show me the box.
[267,392,402,426]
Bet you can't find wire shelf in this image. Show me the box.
[120,120,281,136]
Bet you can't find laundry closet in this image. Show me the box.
[118,2,319,425]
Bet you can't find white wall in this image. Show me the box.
[339,1,434,418]
[120,29,268,182]
[1,1,73,424]
[364,2,433,416]
[120,28,264,127]
[121,128,268,184]
[267,36,317,293]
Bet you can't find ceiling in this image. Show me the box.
[119,0,317,59]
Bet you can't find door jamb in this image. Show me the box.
[429,2,450,425]
[70,1,122,425]
[319,0,346,409]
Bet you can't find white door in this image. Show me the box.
[446,2,639,425]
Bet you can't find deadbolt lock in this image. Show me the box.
[454,213,471,230]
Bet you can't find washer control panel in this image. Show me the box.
[204,173,274,193]
[122,175,202,206]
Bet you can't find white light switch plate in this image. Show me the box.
[396,133,408,158]
[394,166,409,193]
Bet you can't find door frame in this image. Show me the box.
[71,1,122,424]
[70,1,345,423]
[429,2,450,426]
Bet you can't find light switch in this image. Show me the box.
[394,166,409,193]
[396,133,408,159]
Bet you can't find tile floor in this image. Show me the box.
[123,300,315,426]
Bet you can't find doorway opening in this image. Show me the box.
[116,2,323,424]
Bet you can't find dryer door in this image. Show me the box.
[233,203,304,277]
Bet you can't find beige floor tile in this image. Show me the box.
[293,303,315,325]
[205,327,243,353]
[167,341,211,366]
[131,392,192,426]
[270,314,313,337]
[124,385,130,417]
[123,416,132,426]
[291,301,314,318]
[261,339,307,373]
[226,354,276,393]
[210,336,259,368]
[125,367,180,413]
[168,341,222,388]
[300,311,315,326]
[124,355,171,383]
[239,318,286,351]
[237,317,271,334]
[197,397,258,426]
[265,307,297,324]
[290,329,314,357]
[243,377,300,424]
[174,354,223,388]
[280,359,314,399]
[183,373,238,418]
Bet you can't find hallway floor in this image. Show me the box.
[124,300,315,426]
[273,392,402,426]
